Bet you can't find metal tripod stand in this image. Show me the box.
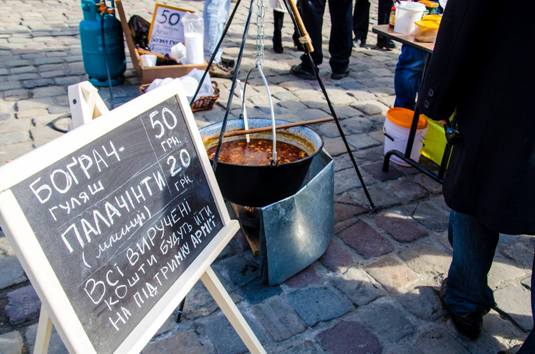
[178,0,375,323]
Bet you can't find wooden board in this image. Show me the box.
[372,24,435,53]
[116,0,206,84]
[148,3,193,55]
[0,80,238,354]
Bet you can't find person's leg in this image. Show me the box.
[353,0,370,44]
[273,10,284,53]
[291,0,326,79]
[376,0,394,48]
[298,0,326,67]
[328,0,352,77]
[203,0,230,64]
[394,45,427,109]
[445,210,499,317]
[516,251,535,353]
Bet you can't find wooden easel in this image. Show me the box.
[32,82,265,354]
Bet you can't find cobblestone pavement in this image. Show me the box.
[0,0,532,353]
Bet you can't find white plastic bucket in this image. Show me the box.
[394,1,426,34]
[383,109,427,166]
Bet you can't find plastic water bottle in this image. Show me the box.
[182,13,204,65]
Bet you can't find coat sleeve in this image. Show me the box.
[419,0,484,120]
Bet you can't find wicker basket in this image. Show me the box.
[139,81,220,113]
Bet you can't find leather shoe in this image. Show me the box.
[331,69,349,80]
[290,63,316,80]
[439,278,483,340]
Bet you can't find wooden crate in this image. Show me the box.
[116,0,207,84]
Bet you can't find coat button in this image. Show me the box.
[424,100,430,109]
[428,89,434,97]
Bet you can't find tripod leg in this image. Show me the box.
[283,0,375,210]
[212,0,257,172]
[191,0,244,104]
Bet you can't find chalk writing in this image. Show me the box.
[11,96,223,354]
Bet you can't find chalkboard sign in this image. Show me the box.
[0,81,238,354]
[148,3,193,55]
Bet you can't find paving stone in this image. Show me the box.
[384,343,424,354]
[338,220,393,259]
[212,254,260,292]
[323,136,351,156]
[5,285,41,325]
[0,331,23,354]
[415,325,470,354]
[320,237,360,272]
[347,133,381,150]
[397,286,444,320]
[494,285,533,332]
[384,177,429,202]
[334,167,370,194]
[452,309,525,354]
[2,130,30,145]
[362,161,404,182]
[335,202,367,224]
[0,142,34,165]
[410,172,443,192]
[398,239,451,283]
[284,265,322,289]
[341,117,375,135]
[0,81,23,91]
[366,256,420,292]
[196,309,268,354]
[488,258,529,290]
[9,66,37,74]
[275,339,325,354]
[521,276,531,290]
[332,267,385,306]
[317,320,382,354]
[16,108,49,120]
[3,89,31,101]
[351,299,416,343]
[498,234,535,270]
[238,278,282,305]
[352,101,386,116]
[412,198,450,232]
[374,211,428,243]
[0,237,15,255]
[345,184,402,209]
[143,329,212,354]
[23,78,55,89]
[286,287,352,326]
[31,86,65,98]
[0,256,26,289]
[24,324,68,354]
[250,296,306,342]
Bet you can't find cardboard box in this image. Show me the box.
[116,0,207,84]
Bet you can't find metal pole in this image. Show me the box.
[282,0,375,209]
[212,0,256,172]
[190,0,244,105]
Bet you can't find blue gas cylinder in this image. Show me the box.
[80,0,126,87]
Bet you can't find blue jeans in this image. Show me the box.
[203,0,230,64]
[394,45,427,109]
[445,210,535,353]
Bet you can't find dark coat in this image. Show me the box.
[420,0,535,234]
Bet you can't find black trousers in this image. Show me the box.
[299,0,352,73]
[353,0,393,43]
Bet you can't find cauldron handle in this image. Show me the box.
[256,63,277,164]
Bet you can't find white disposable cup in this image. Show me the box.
[170,43,186,62]
[141,54,157,67]
[394,1,426,34]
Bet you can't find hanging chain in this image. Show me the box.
[255,0,266,65]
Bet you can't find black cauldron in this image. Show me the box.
[200,119,324,207]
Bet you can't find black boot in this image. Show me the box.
[273,10,284,53]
